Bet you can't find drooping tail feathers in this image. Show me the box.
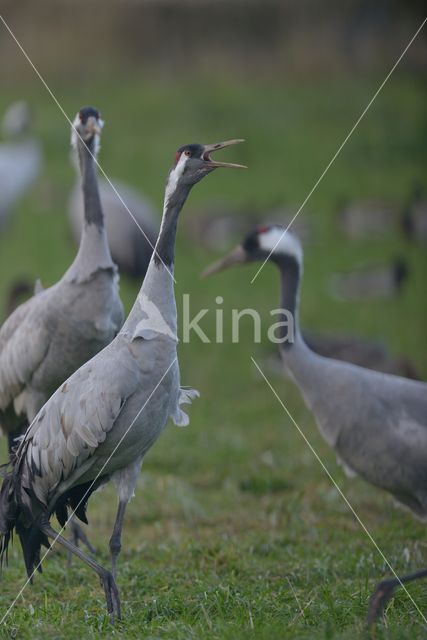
[0,472,18,569]
[0,470,48,579]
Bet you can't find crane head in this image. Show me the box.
[202,225,303,277]
[169,139,246,190]
[71,106,103,150]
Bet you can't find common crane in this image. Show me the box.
[204,224,427,624]
[0,107,124,547]
[0,139,245,621]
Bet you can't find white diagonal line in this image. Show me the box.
[251,356,427,624]
[250,16,427,284]
[0,14,176,284]
[0,357,177,625]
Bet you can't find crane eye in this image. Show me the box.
[184,150,191,157]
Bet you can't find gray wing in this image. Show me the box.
[18,337,142,507]
[0,291,53,411]
[310,361,427,514]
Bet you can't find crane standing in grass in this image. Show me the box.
[0,139,245,621]
[203,224,427,625]
[0,107,124,547]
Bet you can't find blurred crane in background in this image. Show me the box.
[0,101,42,229]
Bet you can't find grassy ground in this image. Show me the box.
[0,72,426,639]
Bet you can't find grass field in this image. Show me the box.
[0,71,426,639]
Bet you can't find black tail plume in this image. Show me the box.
[15,521,49,579]
[0,473,18,569]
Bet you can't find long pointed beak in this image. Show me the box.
[202,245,248,277]
[203,139,247,169]
[86,116,102,136]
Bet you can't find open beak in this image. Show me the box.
[202,245,248,277]
[202,139,247,169]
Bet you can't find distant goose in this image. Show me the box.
[0,101,42,229]
[329,257,409,301]
[69,153,159,278]
[185,203,311,251]
[204,224,427,625]
[401,186,427,243]
[338,199,398,239]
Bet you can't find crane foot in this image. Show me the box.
[367,578,397,625]
[100,569,122,623]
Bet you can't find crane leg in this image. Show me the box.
[367,566,427,624]
[67,516,96,566]
[40,521,121,622]
[109,500,127,579]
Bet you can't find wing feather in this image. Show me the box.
[0,292,53,411]
[18,338,141,506]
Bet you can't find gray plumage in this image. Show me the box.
[69,170,159,278]
[0,101,42,229]
[0,138,245,620]
[0,107,124,442]
[264,332,420,380]
[204,223,427,622]
[207,225,427,516]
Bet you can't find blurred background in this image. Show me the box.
[0,1,426,637]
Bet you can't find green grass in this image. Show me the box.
[0,71,426,638]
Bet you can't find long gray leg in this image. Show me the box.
[368,567,427,624]
[109,501,127,579]
[40,521,121,622]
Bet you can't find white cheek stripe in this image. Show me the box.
[164,153,188,210]
[259,228,303,263]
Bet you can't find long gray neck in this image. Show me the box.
[64,136,115,283]
[276,255,302,348]
[154,186,191,267]
[78,136,104,227]
[275,256,320,386]
[121,181,192,338]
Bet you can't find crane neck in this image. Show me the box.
[77,136,104,227]
[273,255,319,386]
[154,184,192,268]
[275,255,302,350]
[121,180,192,339]
[64,136,115,283]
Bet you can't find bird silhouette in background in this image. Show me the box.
[0,101,42,229]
